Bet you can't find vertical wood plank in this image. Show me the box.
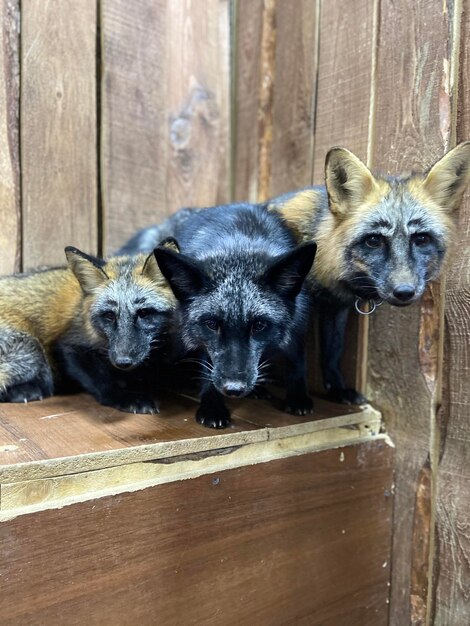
[434,1,470,622]
[21,0,97,268]
[101,0,168,254]
[0,0,20,275]
[366,1,455,623]
[232,0,264,202]
[268,0,317,197]
[233,0,318,203]
[101,0,231,253]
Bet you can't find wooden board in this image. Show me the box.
[366,2,454,624]
[0,0,20,275]
[21,0,97,267]
[0,390,379,483]
[101,0,231,253]
[0,440,394,626]
[434,2,470,622]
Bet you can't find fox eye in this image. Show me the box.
[137,308,156,319]
[101,311,116,323]
[412,233,432,246]
[204,318,219,331]
[252,319,268,333]
[364,234,384,249]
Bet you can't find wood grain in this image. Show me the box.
[102,0,231,253]
[366,1,453,623]
[0,0,20,275]
[21,0,97,268]
[0,390,376,482]
[268,0,318,197]
[434,2,470,621]
[232,0,264,202]
[0,440,394,626]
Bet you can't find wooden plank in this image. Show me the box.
[0,0,20,275]
[21,0,97,268]
[0,440,394,625]
[311,0,378,393]
[0,391,378,483]
[268,0,318,196]
[102,0,231,253]
[434,2,470,621]
[232,0,264,202]
[366,2,454,624]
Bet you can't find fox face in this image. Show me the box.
[65,245,177,370]
[274,142,470,305]
[154,243,316,398]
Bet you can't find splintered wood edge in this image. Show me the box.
[0,405,383,485]
[0,428,394,520]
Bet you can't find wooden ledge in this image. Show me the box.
[0,392,387,518]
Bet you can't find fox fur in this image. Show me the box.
[0,247,177,412]
[267,142,470,402]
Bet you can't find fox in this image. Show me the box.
[0,244,177,413]
[266,142,470,403]
[148,204,317,429]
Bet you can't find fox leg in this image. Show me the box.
[318,304,368,405]
[56,344,159,414]
[196,380,231,429]
[0,329,54,402]
[283,340,314,416]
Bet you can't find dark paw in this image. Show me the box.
[196,404,231,429]
[282,393,314,416]
[102,393,159,415]
[327,388,368,405]
[2,382,50,403]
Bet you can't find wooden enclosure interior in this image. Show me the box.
[0,0,469,625]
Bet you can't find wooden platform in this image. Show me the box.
[0,391,384,517]
[0,393,394,625]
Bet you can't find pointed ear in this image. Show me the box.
[263,242,316,299]
[158,236,180,253]
[65,247,108,294]
[153,247,209,302]
[422,141,470,211]
[325,147,378,217]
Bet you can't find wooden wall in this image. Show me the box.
[0,1,469,624]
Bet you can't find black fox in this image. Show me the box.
[0,245,177,413]
[142,205,316,428]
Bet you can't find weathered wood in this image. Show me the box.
[0,440,394,626]
[268,0,318,196]
[0,390,377,483]
[0,0,20,275]
[101,0,169,253]
[366,2,454,624]
[434,2,470,620]
[232,0,264,202]
[21,0,97,268]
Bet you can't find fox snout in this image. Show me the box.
[220,380,249,398]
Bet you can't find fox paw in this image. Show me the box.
[283,393,314,416]
[102,393,159,415]
[327,388,368,405]
[1,382,50,403]
[196,404,231,429]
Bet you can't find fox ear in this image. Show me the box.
[65,247,108,293]
[142,238,180,281]
[264,242,316,299]
[154,247,208,302]
[325,147,378,217]
[422,141,470,211]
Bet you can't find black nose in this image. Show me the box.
[393,284,416,302]
[222,381,247,398]
[114,357,134,370]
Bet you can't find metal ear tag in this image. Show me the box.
[355,297,384,315]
